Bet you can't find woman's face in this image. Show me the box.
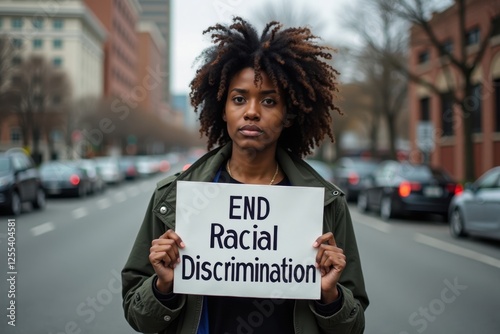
[224,67,287,154]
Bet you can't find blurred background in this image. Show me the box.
[0,0,499,333]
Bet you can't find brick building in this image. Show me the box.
[84,0,141,99]
[408,0,500,180]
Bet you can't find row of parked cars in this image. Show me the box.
[0,148,176,216]
[307,156,500,242]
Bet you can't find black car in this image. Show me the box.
[40,161,91,197]
[0,148,46,215]
[332,157,380,201]
[357,160,462,221]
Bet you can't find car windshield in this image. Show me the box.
[354,162,379,173]
[0,157,11,173]
[399,165,450,182]
[40,163,78,175]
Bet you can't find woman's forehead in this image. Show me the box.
[229,67,277,91]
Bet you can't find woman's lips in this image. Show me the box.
[239,125,263,137]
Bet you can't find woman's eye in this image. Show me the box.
[262,98,276,106]
[232,96,245,104]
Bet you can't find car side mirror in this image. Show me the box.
[464,182,476,192]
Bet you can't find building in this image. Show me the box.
[408,0,500,180]
[138,0,171,103]
[84,0,141,99]
[0,0,106,99]
[0,0,106,158]
[136,21,165,115]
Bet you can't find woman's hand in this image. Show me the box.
[149,229,185,293]
[313,232,346,304]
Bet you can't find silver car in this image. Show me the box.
[449,166,500,241]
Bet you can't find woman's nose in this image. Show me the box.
[244,100,260,120]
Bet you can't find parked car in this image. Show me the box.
[449,166,500,241]
[136,156,159,177]
[118,156,139,180]
[332,157,380,201]
[0,148,46,215]
[77,159,106,194]
[305,159,334,183]
[94,157,124,184]
[40,161,91,197]
[357,160,462,221]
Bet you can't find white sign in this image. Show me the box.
[417,121,435,152]
[174,181,324,300]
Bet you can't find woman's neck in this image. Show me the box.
[228,149,282,185]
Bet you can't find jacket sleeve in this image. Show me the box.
[121,190,185,333]
[311,195,369,333]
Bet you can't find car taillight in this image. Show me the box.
[447,183,463,195]
[348,172,359,185]
[70,174,80,185]
[399,181,421,197]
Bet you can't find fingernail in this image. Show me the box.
[313,241,319,247]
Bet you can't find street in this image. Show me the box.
[1,165,499,334]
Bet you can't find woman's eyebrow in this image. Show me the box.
[229,88,278,95]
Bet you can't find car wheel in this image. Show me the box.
[450,209,467,238]
[357,192,369,213]
[380,196,393,221]
[9,191,21,216]
[32,188,46,210]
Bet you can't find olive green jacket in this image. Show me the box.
[122,143,369,334]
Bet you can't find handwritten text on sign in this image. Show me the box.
[174,181,324,299]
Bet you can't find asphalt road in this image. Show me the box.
[1,169,499,334]
[354,208,500,334]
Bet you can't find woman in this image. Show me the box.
[122,17,369,334]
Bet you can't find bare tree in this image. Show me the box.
[382,0,500,180]
[251,0,326,32]
[3,54,71,163]
[343,0,409,160]
[0,36,15,132]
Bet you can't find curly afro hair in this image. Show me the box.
[189,17,341,158]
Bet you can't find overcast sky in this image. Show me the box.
[170,0,361,95]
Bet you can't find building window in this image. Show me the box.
[53,19,64,29]
[53,39,63,49]
[33,39,43,49]
[418,50,430,64]
[492,16,500,37]
[12,56,22,66]
[52,95,61,106]
[495,79,500,132]
[440,92,454,136]
[10,128,21,144]
[12,38,23,49]
[420,97,430,121]
[11,18,23,29]
[53,57,63,67]
[470,84,482,133]
[32,18,44,29]
[466,27,480,46]
[442,39,453,54]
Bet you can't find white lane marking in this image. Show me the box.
[31,222,55,236]
[114,192,127,202]
[355,217,392,233]
[72,207,88,219]
[97,198,112,209]
[415,233,500,269]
